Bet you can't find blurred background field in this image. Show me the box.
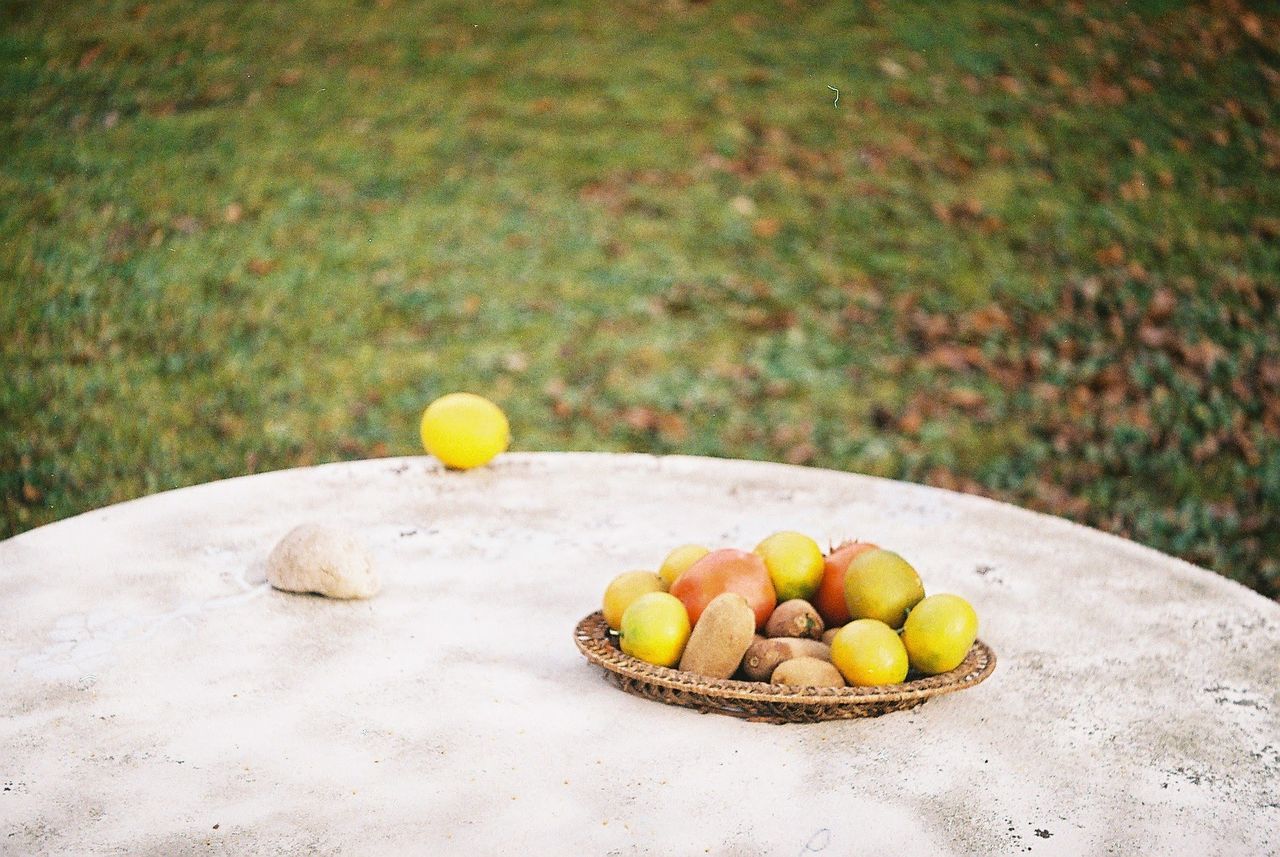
[1,0,1277,598]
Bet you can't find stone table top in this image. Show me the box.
[2,453,1277,855]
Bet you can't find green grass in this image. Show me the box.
[2,0,1278,598]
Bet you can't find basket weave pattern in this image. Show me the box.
[574,611,996,724]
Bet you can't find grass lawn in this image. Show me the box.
[2,0,1278,598]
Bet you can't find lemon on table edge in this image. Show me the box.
[419,392,510,470]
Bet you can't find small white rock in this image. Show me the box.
[266,523,380,600]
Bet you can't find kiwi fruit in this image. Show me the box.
[678,592,757,679]
[739,636,831,681]
[771,657,846,688]
[765,599,824,640]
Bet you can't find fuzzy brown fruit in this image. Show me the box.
[771,656,846,688]
[739,636,832,681]
[678,592,757,679]
[765,599,824,640]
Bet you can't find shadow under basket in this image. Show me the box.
[574,611,996,724]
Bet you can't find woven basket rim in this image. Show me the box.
[575,610,996,708]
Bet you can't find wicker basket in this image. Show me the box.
[574,611,996,724]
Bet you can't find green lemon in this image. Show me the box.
[658,544,710,587]
[753,531,824,602]
[602,570,667,631]
[902,594,979,675]
[830,619,909,686]
[843,548,925,629]
[619,592,691,667]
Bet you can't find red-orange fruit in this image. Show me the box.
[669,548,777,630]
[813,541,878,627]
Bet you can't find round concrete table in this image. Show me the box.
[2,453,1277,855]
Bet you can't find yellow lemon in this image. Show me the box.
[658,544,710,587]
[902,594,979,675]
[602,570,667,631]
[619,592,691,667]
[419,393,509,469]
[754,531,824,602]
[843,548,925,629]
[830,619,909,686]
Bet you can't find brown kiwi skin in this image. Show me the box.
[771,656,846,688]
[677,592,757,679]
[765,599,825,640]
[739,636,832,681]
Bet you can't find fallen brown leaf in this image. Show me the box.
[78,45,104,70]
[784,442,817,466]
[898,407,924,435]
[1096,244,1126,266]
[1138,324,1168,348]
[1252,217,1280,239]
[752,218,781,239]
[946,387,985,410]
[622,406,657,432]
[1240,13,1263,40]
[657,412,688,443]
[1148,289,1176,322]
[996,75,1023,96]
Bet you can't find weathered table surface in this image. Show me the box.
[2,453,1277,855]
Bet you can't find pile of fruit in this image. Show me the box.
[601,534,980,688]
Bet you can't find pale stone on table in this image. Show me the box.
[266,522,379,599]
